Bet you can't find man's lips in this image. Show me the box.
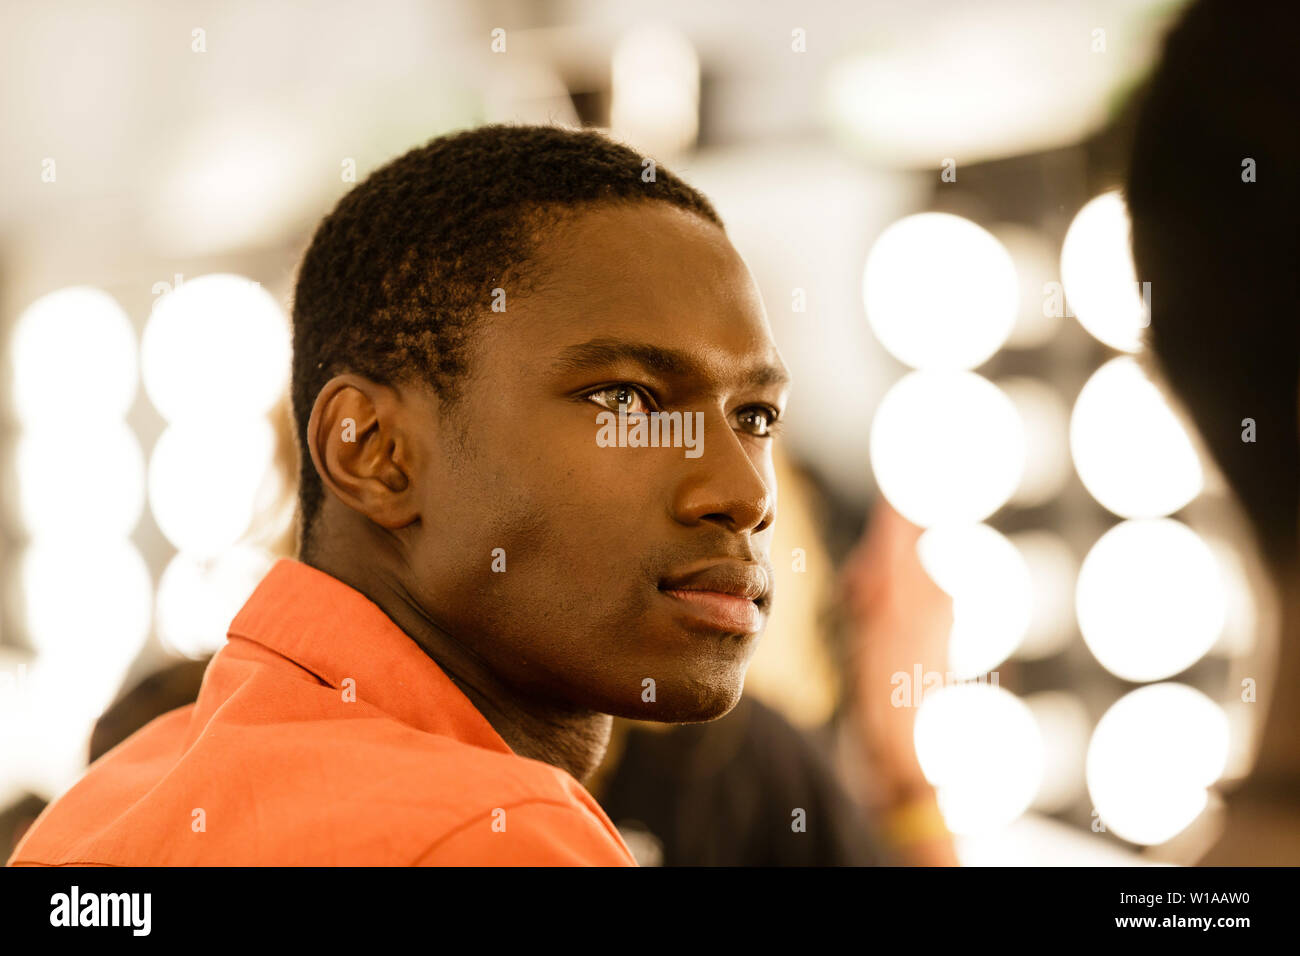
[658,561,771,634]
[659,588,765,633]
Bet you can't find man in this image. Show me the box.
[1126,0,1300,861]
[9,124,790,865]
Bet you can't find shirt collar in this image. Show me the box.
[227,557,513,755]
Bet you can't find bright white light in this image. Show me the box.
[13,421,145,538]
[21,540,152,665]
[1087,683,1229,845]
[148,419,278,558]
[1060,191,1149,352]
[156,546,274,659]
[917,524,1031,678]
[0,651,132,798]
[610,24,699,158]
[870,371,1025,527]
[1220,700,1258,783]
[11,287,137,424]
[1208,540,1257,657]
[821,13,1140,168]
[1077,519,1226,682]
[914,683,1043,835]
[145,108,320,256]
[141,274,289,424]
[1024,691,1090,814]
[863,213,1017,370]
[1001,377,1071,508]
[1009,531,1078,661]
[1071,357,1202,518]
[0,652,31,762]
[953,813,1147,866]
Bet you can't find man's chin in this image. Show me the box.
[596,668,749,724]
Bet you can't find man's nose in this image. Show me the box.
[668,415,775,535]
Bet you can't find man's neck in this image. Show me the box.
[302,549,613,784]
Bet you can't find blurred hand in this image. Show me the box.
[841,498,953,807]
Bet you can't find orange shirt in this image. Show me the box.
[8,558,637,866]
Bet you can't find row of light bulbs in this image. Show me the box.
[862,193,1240,847]
[3,275,286,799]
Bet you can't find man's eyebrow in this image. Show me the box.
[552,337,790,389]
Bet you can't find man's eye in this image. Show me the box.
[586,384,653,415]
[736,405,781,437]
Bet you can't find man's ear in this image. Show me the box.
[306,373,422,530]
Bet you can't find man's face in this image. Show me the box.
[407,202,789,723]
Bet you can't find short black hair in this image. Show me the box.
[290,124,723,555]
[1127,0,1300,569]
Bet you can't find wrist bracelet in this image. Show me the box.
[881,792,950,846]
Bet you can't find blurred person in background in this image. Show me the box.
[1127,0,1300,862]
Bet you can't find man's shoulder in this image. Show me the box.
[260,714,612,828]
[234,716,632,863]
[190,634,598,811]
[9,684,631,866]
